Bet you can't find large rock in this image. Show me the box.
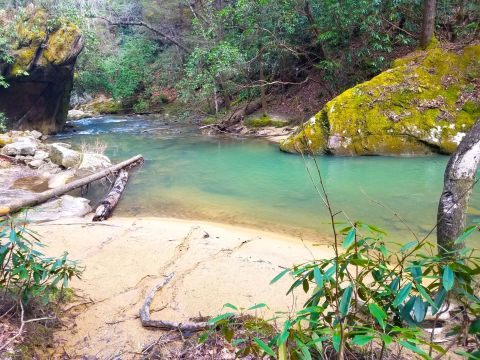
[21,195,92,223]
[1,139,37,156]
[78,153,112,172]
[0,6,84,134]
[49,143,82,168]
[281,44,480,155]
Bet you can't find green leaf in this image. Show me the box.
[416,283,435,307]
[432,287,447,315]
[332,332,341,352]
[442,266,455,291]
[277,320,291,346]
[223,303,238,311]
[393,282,412,307]
[313,266,323,289]
[339,285,353,317]
[352,335,374,346]
[248,303,267,311]
[400,241,418,252]
[254,338,276,357]
[368,303,387,329]
[469,319,480,335]
[342,229,356,249]
[302,278,310,293]
[455,350,480,359]
[399,340,431,359]
[410,265,422,282]
[270,268,290,284]
[413,296,426,322]
[207,312,234,325]
[380,334,392,345]
[454,225,477,245]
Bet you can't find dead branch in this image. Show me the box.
[0,301,56,352]
[139,273,210,332]
[97,17,190,53]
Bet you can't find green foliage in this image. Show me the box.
[101,35,157,100]
[0,112,7,132]
[133,99,150,113]
[0,218,82,304]
[209,224,480,359]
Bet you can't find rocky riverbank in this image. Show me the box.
[0,130,112,221]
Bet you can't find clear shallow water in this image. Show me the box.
[58,116,480,246]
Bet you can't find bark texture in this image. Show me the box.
[420,0,437,48]
[437,120,480,254]
[93,169,129,221]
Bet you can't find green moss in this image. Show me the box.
[282,44,480,155]
[280,111,329,154]
[43,21,81,64]
[91,99,124,114]
[244,115,287,128]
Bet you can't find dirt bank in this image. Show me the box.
[33,216,333,359]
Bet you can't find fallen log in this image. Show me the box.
[93,169,129,221]
[0,154,143,216]
[139,273,210,332]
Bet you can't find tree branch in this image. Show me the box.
[96,17,191,53]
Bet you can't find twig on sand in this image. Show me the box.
[139,273,210,332]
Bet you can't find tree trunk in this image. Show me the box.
[420,0,437,49]
[437,120,480,255]
[93,169,129,221]
[259,48,267,116]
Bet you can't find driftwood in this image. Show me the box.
[139,273,210,332]
[437,119,480,254]
[93,169,129,221]
[0,154,143,216]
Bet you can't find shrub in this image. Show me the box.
[209,224,480,359]
[0,218,82,305]
[133,99,150,113]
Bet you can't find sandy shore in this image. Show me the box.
[32,216,334,359]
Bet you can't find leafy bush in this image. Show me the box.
[133,99,150,113]
[0,218,82,304]
[0,112,8,132]
[209,223,480,359]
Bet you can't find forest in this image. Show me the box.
[0,0,479,359]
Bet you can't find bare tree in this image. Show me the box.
[437,120,480,255]
[420,0,437,48]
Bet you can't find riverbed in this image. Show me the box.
[58,115,480,246]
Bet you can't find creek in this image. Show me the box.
[57,116,480,246]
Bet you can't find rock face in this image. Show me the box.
[281,44,480,155]
[0,6,84,134]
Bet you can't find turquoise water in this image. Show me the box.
[59,116,480,245]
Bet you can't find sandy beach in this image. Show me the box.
[32,216,334,359]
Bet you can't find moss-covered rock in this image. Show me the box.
[281,44,480,155]
[0,6,84,134]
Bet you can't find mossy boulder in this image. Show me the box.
[281,44,480,155]
[0,6,84,134]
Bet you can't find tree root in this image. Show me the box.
[139,273,210,333]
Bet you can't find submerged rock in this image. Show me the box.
[281,44,480,155]
[0,6,84,134]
